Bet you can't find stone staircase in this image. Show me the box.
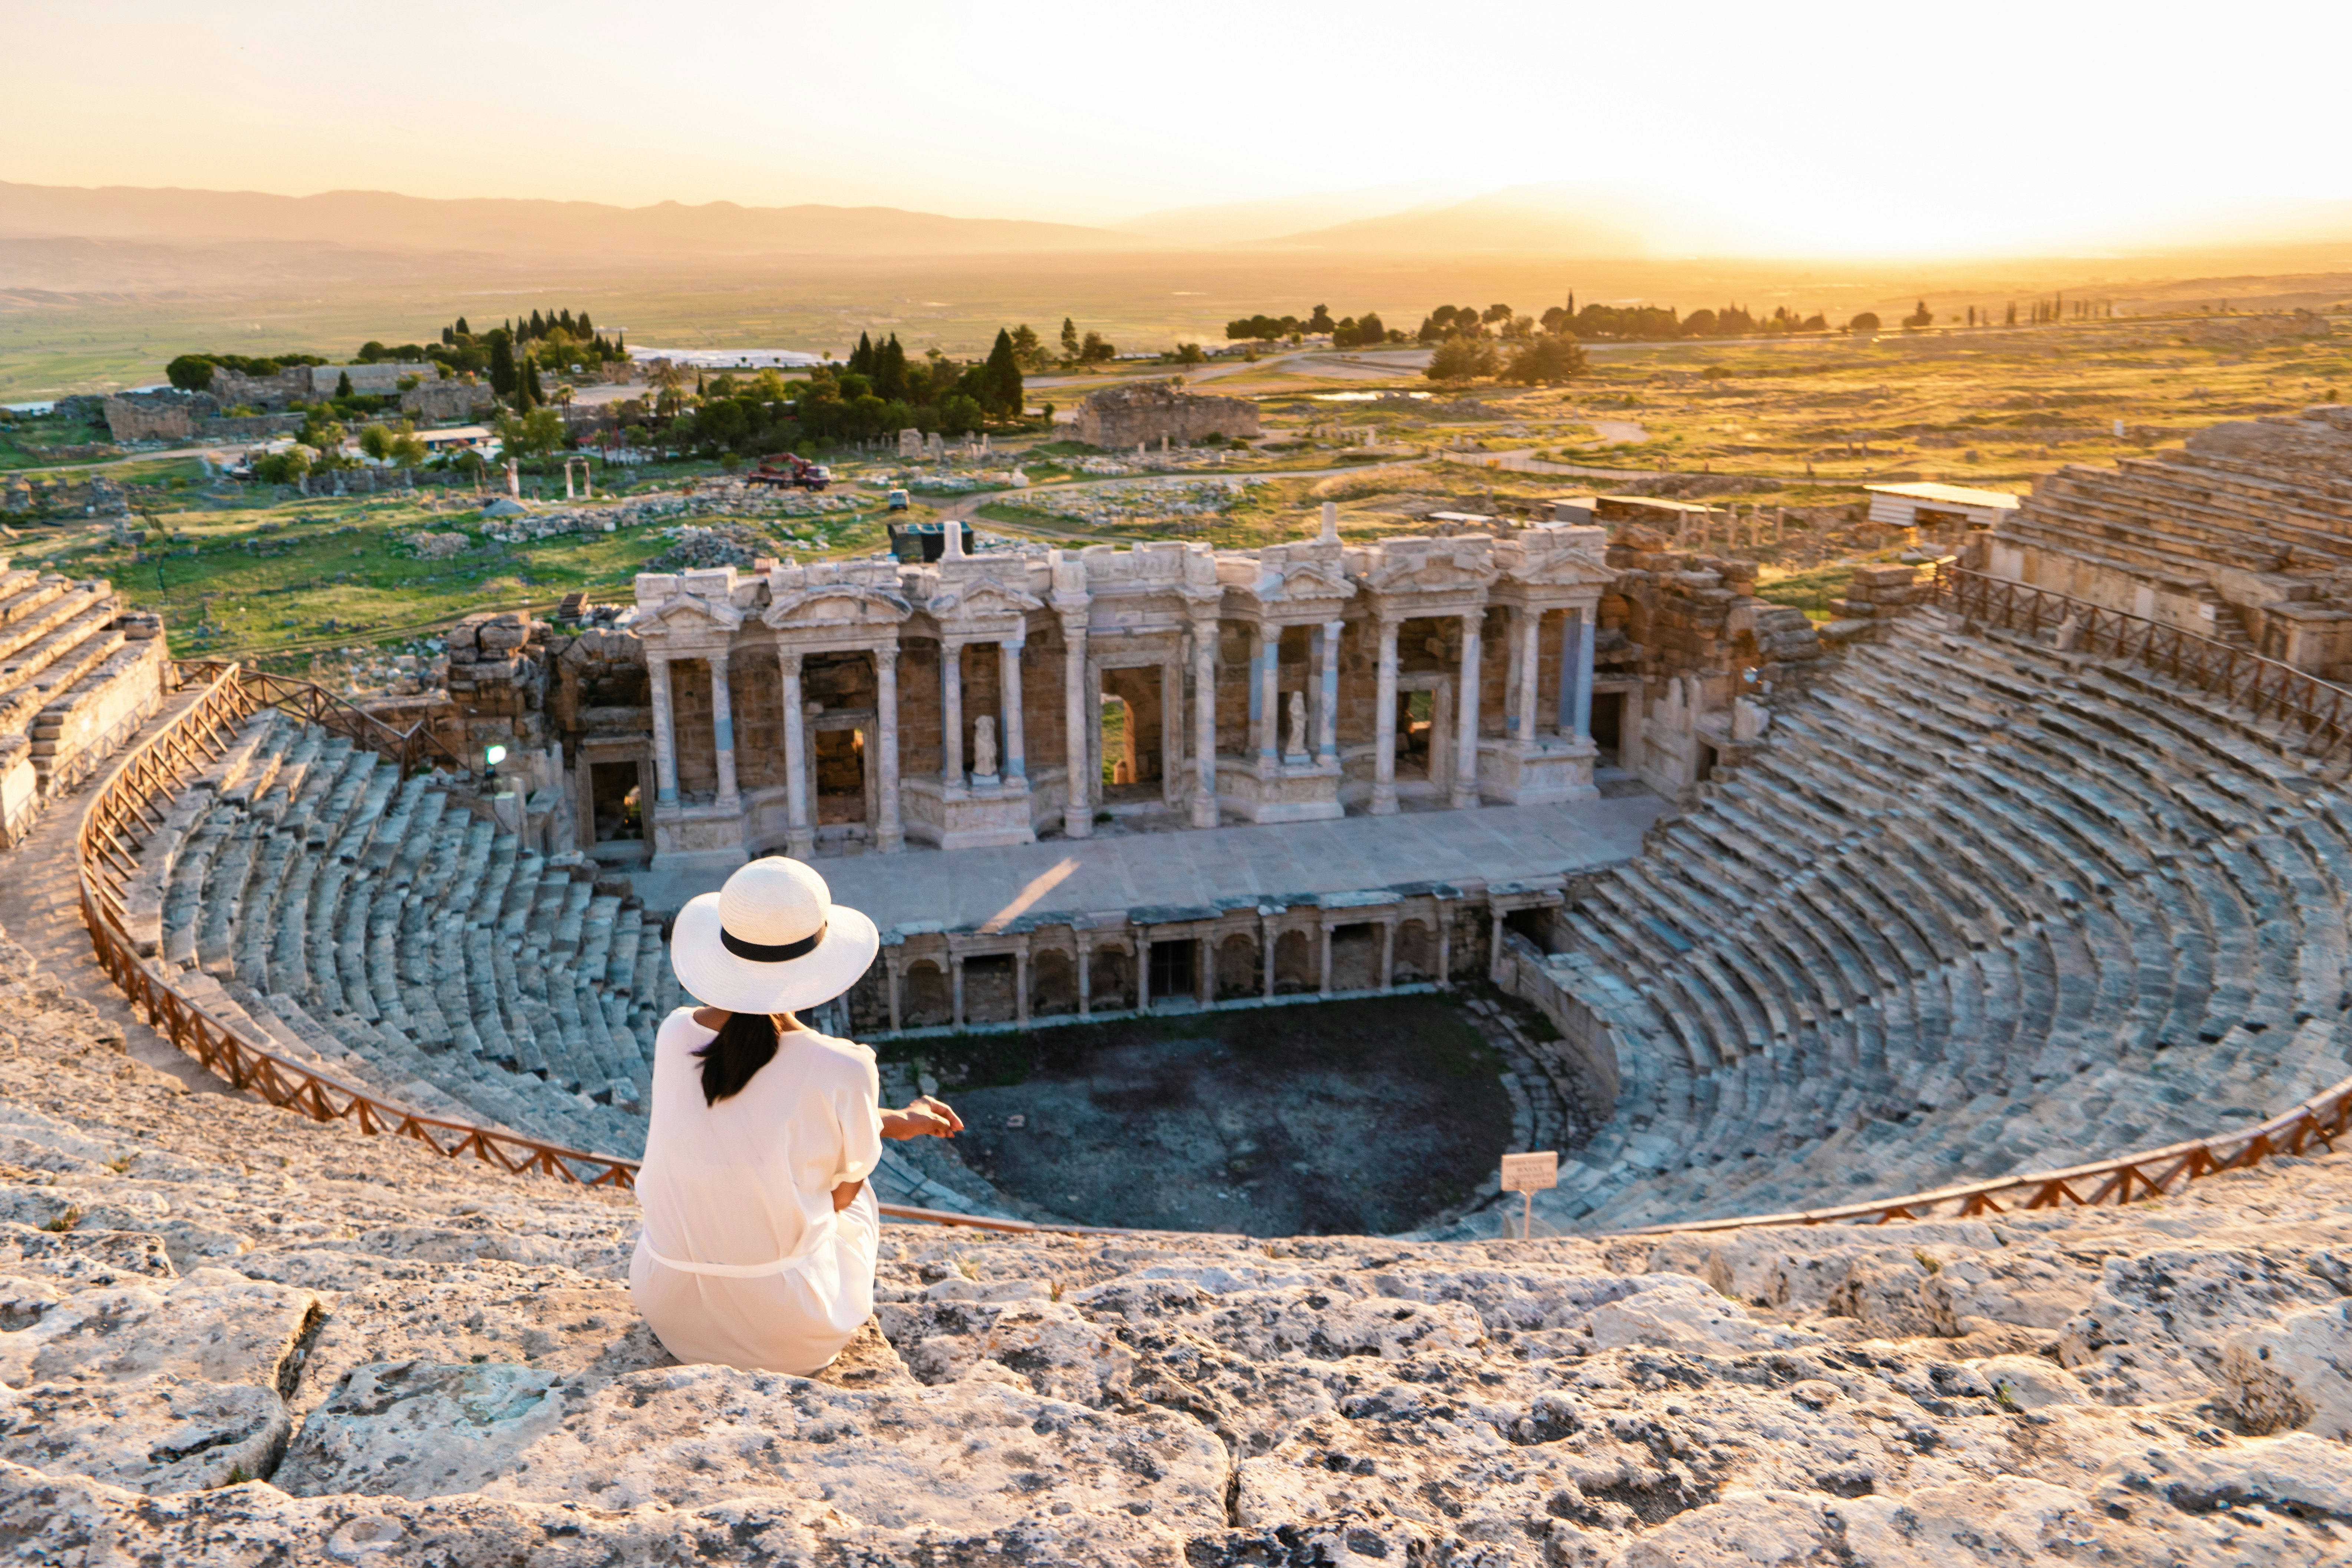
[1464,606,2352,1235]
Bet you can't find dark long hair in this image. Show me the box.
[693,1011,786,1105]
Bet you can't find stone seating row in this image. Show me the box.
[1444,608,2352,1235]
[142,713,691,1160]
[0,567,169,842]
[132,711,1023,1217]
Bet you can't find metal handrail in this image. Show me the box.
[1933,563,2352,758]
[72,664,1096,1232]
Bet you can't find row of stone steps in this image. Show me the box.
[140,713,683,1161]
[1433,607,2352,1235]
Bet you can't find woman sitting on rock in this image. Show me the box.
[632,856,962,1375]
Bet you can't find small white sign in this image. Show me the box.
[1500,1151,1559,1194]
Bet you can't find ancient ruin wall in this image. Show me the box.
[1071,380,1261,448]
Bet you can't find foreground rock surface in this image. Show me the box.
[1,927,2349,1564]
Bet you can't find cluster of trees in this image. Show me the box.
[164,351,329,392]
[1226,305,1400,347]
[1425,332,1588,386]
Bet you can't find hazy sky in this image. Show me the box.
[11,0,2351,254]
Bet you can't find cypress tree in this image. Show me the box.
[983,328,1022,417]
[487,330,517,396]
[577,311,594,338]
[851,332,874,376]
[528,309,544,339]
[526,359,545,406]
[335,370,353,398]
[456,316,471,337]
[875,335,910,402]
[559,308,575,334]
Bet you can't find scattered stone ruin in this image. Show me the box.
[0,565,169,846]
[100,391,302,446]
[1993,400,2352,673]
[1070,378,1261,448]
[3,913,2352,1563]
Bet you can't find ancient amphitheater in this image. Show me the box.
[5,409,2352,1564]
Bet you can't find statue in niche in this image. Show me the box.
[1284,690,1309,760]
[971,714,998,779]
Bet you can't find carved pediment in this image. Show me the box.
[643,593,745,631]
[1363,549,1500,596]
[762,584,912,629]
[1269,558,1358,603]
[928,577,1045,623]
[1500,554,1617,590]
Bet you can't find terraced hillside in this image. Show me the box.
[3,917,2351,1565]
[1495,607,2352,1234]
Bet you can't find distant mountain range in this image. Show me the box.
[0,182,1137,258]
[6,179,2352,267]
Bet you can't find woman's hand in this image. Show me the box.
[881,1095,964,1140]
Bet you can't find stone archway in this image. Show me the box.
[1394,920,1436,982]
[903,960,950,1028]
[1273,929,1315,993]
[1032,948,1078,1017]
[1215,933,1259,1000]
[1091,943,1138,1011]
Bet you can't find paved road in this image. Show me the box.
[0,690,229,1095]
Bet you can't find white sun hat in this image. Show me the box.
[668,856,880,1016]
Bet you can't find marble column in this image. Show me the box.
[1317,620,1341,763]
[1514,608,1542,743]
[951,952,966,1029]
[1436,903,1452,988]
[1256,625,1279,772]
[1380,920,1396,991]
[1061,617,1090,837]
[709,653,740,807]
[1160,661,1181,812]
[874,646,904,852]
[1076,940,1092,1016]
[1318,923,1334,996]
[1192,619,1219,828]
[1015,942,1031,1027]
[1000,639,1027,781]
[1195,934,1213,1006]
[1560,607,1595,741]
[884,950,902,1033]
[1260,915,1278,999]
[779,650,813,858]
[1450,611,1483,810]
[647,654,679,805]
[1371,617,1401,816]
[941,640,965,791]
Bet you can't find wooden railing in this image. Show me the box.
[1612,1074,2352,1234]
[74,664,1118,1234]
[1934,564,2352,759]
[175,660,464,775]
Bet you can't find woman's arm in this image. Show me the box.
[833,1098,961,1209]
[881,1095,964,1140]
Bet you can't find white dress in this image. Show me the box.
[629,1009,884,1375]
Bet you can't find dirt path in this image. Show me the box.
[0,690,230,1095]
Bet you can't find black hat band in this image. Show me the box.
[720,921,827,963]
